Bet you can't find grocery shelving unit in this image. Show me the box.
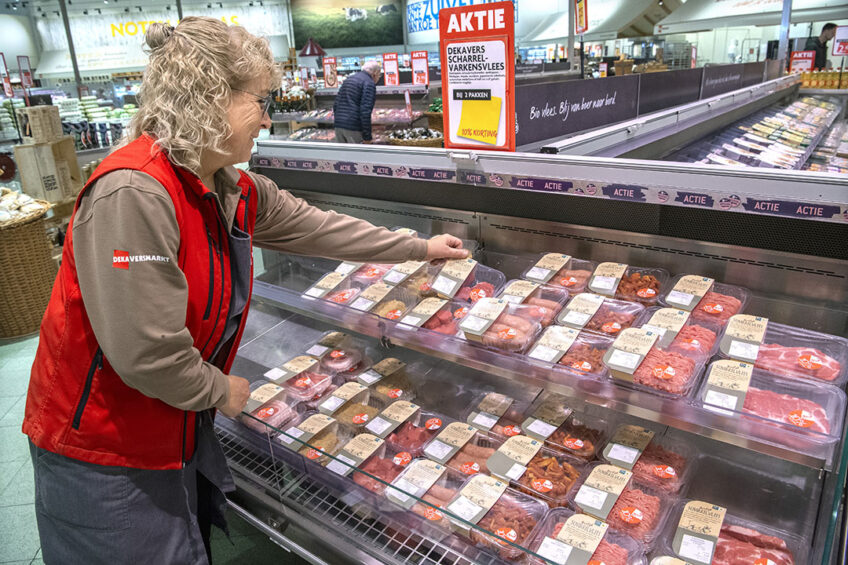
[221,81,848,564]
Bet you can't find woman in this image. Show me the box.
[22,17,467,565]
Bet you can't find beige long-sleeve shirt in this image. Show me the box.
[73,166,427,412]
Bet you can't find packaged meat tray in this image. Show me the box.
[443,430,503,476]
[239,380,284,421]
[640,307,722,362]
[498,279,569,327]
[657,499,806,565]
[718,315,848,386]
[600,426,696,495]
[545,412,610,461]
[347,282,419,321]
[697,361,845,444]
[485,438,586,507]
[385,411,449,457]
[557,293,647,337]
[370,361,419,408]
[302,271,360,304]
[521,253,598,294]
[527,326,615,380]
[570,464,673,547]
[336,397,384,435]
[464,391,530,437]
[280,370,335,403]
[385,458,467,534]
[604,328,708,398]
[525,507,648,565]
[397,297,470,336]
[241,393,300,434]
[588,263,670,306]
[459,298,543,354]
[427,258,506,303]
[348,263,393,287]
[660,274,750,325]
[276,410,353,466]
[444,474,547,561]
[322,434,398,493]
[306,331,372,375]
[350,448,410,496]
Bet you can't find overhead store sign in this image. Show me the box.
[789,51,815,72]
[439,1,516,151]
[833,26,848,56]
[0,54,12,97]
[407,0,518,33]
[383,53,400,86]
[411,51,429,85]
[575,0,589,34]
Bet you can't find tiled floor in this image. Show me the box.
[0,335,299,565]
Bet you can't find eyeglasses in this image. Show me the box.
[233,88,273,116]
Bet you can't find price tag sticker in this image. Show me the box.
[536,537,573,565]
[528,344,560,362]
[424,440,453,460]
[446,496,482,522]
[327,454,357,476]
[472,412,499,430]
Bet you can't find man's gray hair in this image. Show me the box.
[363,61,383,78]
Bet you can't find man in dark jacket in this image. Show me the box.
[334,61,382,143]
[805,23,837,70]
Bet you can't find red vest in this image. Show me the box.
[22,135,258,470]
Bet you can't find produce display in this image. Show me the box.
[387,127,443,141]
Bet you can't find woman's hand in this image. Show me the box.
[220,374,251,418]
[426,234,469,261]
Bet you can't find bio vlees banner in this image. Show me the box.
[439,2,515,152]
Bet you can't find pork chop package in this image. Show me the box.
[659,274,750,326]
[718,315,848,386]
[528,326,616,380]
[656,499,806,565]
[524,507,648,565]
[696,360,846,445]
[521,252,598,294]
[569,463,675,548]
[599,424,697,495]
[603,327,708,398]
[459,297,543,354]
[639,307,723,362]
[557,293,648,338]
[498,279,569,327]
[443,474,548,561]
[588,263,670,306]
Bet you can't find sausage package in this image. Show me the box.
[639,307,722,362]
[718,315,848,386]
[603,328,707,398]
[655,499,806,565]
[558,293,647,337]
[659,274,750,326]
[521,252,598,294]
[696,360,845,445]
[444,474,548,561]
[599,425,697,495]
[525,507,648,565]
[588,263,669,306]
[498,279,569,327]
[570,463,674,548]
[459,297,543,354]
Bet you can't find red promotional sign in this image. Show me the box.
[383,52,399,86]
[439,1,515,152]
[690,46,697,69]
[323,56,338,88]
[575,0,589,35]
[17,56,33,88]
[411,50,429,86]
[0,54,12,97]
[789,50,815,72]
[833,25,848,56]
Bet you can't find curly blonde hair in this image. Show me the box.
[125,17,281,173]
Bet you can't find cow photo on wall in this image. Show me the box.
[291,0,402,49]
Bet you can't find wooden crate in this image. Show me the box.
[16,105,63,143]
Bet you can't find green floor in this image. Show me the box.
[0,335,304,564]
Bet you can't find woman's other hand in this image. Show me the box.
[220,375,251,418]
[426,234,469,261]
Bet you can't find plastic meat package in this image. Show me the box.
[556,333,616,379]
[443,431,503,476]
[588,265,669,306]
[280,370,335,403]
[697,362,846,444]
[385,458,467,531]
[386,412,449,457]
[558,294,647,337]
[241,393,300,434]
[660,274,750,325]
[336,398,384,434]
[657,500,806,565]
[371,363,418,407]
[521,253,598,294]
[424,260,506,303]
[276,411,353,465]
[571,464,674,547]
[545,412,611,461]
[460,299,544,354]
[524,507,648,565]
[498,279,570,327]
[418,300,471,336]
[349,263,392,287]
[464,392,530,439]
[351,447,410,496]
[507,447,586,508]
[306,332,372,376]
[599,433,696,495]
[445,478,548,561]
[640,307,722,362]
[719,318,848,386]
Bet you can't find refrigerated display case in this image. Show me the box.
[218,75,848,564]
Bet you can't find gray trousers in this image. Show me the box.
[30,412,233,565]
[335,127,364,143]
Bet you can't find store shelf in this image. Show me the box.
[315,85,429,97]
[248,259,839,471]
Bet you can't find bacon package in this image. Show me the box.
[498,280,569,327]
[697,362,845,444]
[660,274,750,326]
[525,507,647,565]
[719,317,848,386]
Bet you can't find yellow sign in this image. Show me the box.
[111,16,240,37]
